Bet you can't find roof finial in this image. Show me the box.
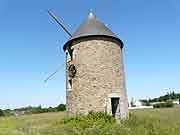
[89,12,94,16]
[89,9,95,18]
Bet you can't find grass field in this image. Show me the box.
[0,107,180,135]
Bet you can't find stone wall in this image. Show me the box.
[66,37,128,119]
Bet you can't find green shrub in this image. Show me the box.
[50,112,172,135]
[87,111,115,122]
[63,112,115,124]
[153,101,174,108]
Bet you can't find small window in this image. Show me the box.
[70,49,74,60]
[66,51,71,62]
[66,49,74,62]
[69,79,72,89]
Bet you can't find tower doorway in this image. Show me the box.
[111,98,120,117]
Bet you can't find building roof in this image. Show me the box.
[63,12,123,50]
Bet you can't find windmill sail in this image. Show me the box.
[48,9,72,37]
[44,63,65,83]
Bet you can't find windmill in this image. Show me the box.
[45,9,129,120]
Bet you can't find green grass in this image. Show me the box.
[0,107,180,135]
[0,112,65,135]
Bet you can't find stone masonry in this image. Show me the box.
[66,37,128,119]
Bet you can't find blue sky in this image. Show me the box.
[0,0,180,109]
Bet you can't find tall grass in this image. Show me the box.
[0,107,180,135]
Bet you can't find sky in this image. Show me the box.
[0,0,180,109]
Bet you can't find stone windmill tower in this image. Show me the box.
[47,11,128,120]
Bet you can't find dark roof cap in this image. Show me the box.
[63,13,123,50]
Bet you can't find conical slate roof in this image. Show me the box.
[63,13,123,50]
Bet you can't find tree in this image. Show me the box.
[0,109,4,117]
[56,104,66,111]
